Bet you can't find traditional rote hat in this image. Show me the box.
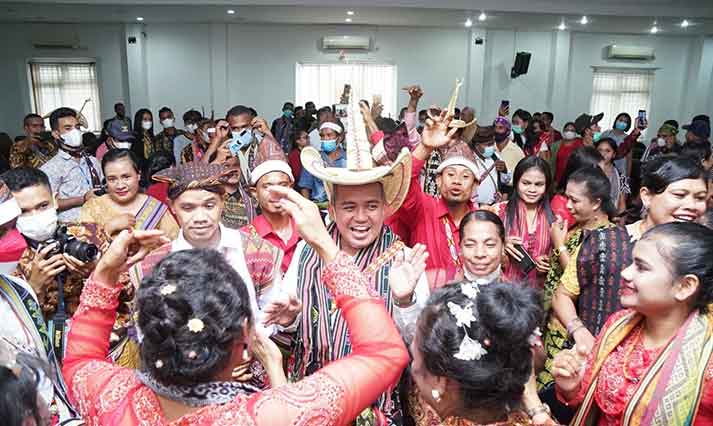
[153,161,232,199]
[250,137,294,185]
[300,94,412,217]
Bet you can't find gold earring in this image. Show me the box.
[431,389,442,402]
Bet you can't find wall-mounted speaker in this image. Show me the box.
[511,52,531,78]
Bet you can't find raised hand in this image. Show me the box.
[421,109,458,150]
[263,294,302,327]
[389,244,428,305]
[95,229,169,282]
[552,344,589,394]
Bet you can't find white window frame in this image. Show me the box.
[589,67,655,131]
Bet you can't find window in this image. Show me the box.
[590,68,654,129]
[295,63,397,118]
[29,61,102,131]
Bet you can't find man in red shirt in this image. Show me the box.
[554,112,603,184]
[242,140,299,273]
[389,111,480,288]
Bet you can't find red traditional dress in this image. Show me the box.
[62,252,409,425]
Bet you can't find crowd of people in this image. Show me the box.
[0,81,712,426]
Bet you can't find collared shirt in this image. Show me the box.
[244,215,300,273]
[171,224,278,335]
[172,134,193,164]
[40,150,103,223]
[472,154,511,205]
[298,149,346,203]
[390,155,477,287]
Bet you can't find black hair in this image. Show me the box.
[681,140,712,163]
[142,151,175,188]
[557,146,603,192]
[101,148,140,175]
[183,109,202,124]
[82,132,101,156]
[49,107,76,131]
[459,210,506,244]
[114,102,124,110]
[0,355,48,426]
[3,167,51,193]
[375,117,398,134]
[542,112,554,122]
[417,282,543,412]
[226,105,252,119]
[567,166,616,219]
[613,112,633,132]
[563,121,575,132]
[641,155,706,194]
[133,108,154,138]
[418,109,427,118]
[512,109,531,123]
[290,128,309,150]
[23,113,42,127]
[595,137,619,163]
[137,249,253,386]
[282,102,294,110]
[248,108,258,117]
[506,157,554,230]
[158,106,173,117]
[664,119,679,130]
[642,222,713,313]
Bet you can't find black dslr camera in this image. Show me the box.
[46,226,99,263]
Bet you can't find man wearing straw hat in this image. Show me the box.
[283,97,429,426]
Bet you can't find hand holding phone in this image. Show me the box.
[637,110,647,129]
[511,243,536,275]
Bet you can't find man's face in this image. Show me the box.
[52,116,79,141]
[305,102,316,113]
[475,140,495,155]
[461,108,475,124]
[24,117,45,139]
[13,184,53,217]
[170,189,223,248]
[329,183,386,255]
[159,110,174,122]
[319,128,339,141]
[115,104,125,118]
[252,172,292,215]
[542,115,553,130]
[437,165,477,205]
[228,113,252,133]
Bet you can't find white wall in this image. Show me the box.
[1,22,712,137]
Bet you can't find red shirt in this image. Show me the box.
[388,155,476,288]
[554,138,585,184]
[243,215,300,273]
[288,149,303,187]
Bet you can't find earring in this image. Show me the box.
[243,344,250,360]
[431,389,442,403]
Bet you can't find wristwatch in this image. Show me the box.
[527,403,552,419]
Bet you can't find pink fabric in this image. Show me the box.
[403,111,422,148]
[95,143,109,163]
[550,194,575,229]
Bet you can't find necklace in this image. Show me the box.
[622,326,644,384]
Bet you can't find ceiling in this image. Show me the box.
[1,1,712,35]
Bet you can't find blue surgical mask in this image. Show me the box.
[592,131,602,142]
[512,125,524,135]
[615,120,629,131]
[283,110,294,118]
[321,139,338,153]
[231,129,254,150]
[483,146,496,158]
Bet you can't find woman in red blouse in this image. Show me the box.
[553,222,713,426]
[61,187,409,425]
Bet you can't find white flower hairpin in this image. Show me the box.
[448,282,489,361]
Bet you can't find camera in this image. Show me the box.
[46,226,99,263]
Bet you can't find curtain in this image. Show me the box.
[590,68,654,128]
[29,62,102,131]
[295,63,397,118]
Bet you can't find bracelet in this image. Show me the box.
[527,403,551,419]
[566,318,585,335]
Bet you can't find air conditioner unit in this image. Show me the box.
[607,45,655,60]
[32,35,83,50]
[322,36,372,51]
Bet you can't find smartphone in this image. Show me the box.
[501,100,510,110]
[512,244,536,275]
[638,110,647,128]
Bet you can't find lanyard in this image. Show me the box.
[442,217,462,267]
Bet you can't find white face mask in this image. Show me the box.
[161,118,175,129]
[16,208,58,242]
[60,128,83,148]
[115,141,132,149]
[563,131,577,140]
[185,123,198,133]
[142,120,153,130]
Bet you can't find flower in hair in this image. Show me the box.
[447,302,476,328]
[455,334,488,361]
[528,327,543,348]
[188,350,197,359]
[160,284,177,296]
[187,318,205,333]
[460,282,480,300]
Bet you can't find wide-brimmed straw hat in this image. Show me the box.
[301,96,412,217]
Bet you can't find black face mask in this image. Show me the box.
[494,132,508,143]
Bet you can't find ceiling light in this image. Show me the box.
[650,25,659,34]
[345,18,352,23]
[465,18,473,28]
[580,16,588,25]
[227,9,235,15]
[478,12,487,22]
[681,19,690,28]
[347,10,355,16]
[558,21,567,31]
[136,16,144,21]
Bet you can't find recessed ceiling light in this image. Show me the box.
[681,19,690,28]
[558,21,567,31]
[465,18,473,28]
[136,17,144,21]
[580,16,588,25]
[347,11,355,16]
[478,12,487,22]
[345,18,352,23]
[650,25,659,34]
[227,9,235,15]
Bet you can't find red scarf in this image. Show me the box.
[0,228,27,262]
